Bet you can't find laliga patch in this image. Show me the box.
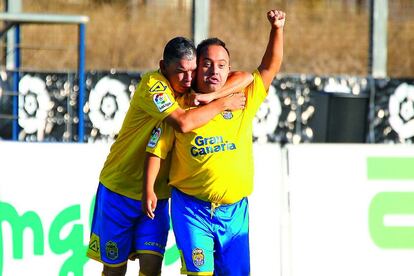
[221,111,233,120]
[149,80,167,92]
[147,127,162,148]
[192,248,205,267]
[105,241,119,260]
[153,93,173,112]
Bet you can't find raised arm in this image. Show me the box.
[258,10,286,91]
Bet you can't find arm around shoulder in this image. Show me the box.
[165,93,245,133]
[195,71,253,104]
[164,102,230,133]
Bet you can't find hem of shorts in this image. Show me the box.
[99,181,170,201]
[86,254,128,267]
[134,250,164,258]
[180,270,213,275]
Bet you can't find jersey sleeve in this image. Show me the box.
[133,71,179,120]
[146,121,175,160]
[244,69,268,119]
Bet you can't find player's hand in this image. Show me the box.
[142,191,157,219]
[187,91,200,106]
[223,92,246,111]
[194,92,215,105]
[188,91,215,106]
[267,10,286,29]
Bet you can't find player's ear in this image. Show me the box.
[159,60,166,73]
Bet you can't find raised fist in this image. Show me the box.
[267,10,286,29]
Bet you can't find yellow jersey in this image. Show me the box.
[147,70,267,204]
[99,70,178,200]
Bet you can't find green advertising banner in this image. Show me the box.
[0,142,282,275]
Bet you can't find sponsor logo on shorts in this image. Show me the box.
[149,80,167,92]
[192,247,205,267]
[87,233,101,260]
[89,240,99,253]
[105,241,119,260]
[144,241,164,249]
[147,127,162,148]
[153,93,173,112]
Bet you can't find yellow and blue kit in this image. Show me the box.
[87,184,170,266]
[147,70,267,275]
[87,70,177,266]
[99,70,177,201]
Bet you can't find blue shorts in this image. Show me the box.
[171,188,250,275]
[87,183,170,266]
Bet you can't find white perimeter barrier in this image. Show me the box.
[2,142,414,276]
[0,142,282,276]
[284,144,414,276]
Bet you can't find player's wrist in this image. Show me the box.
[221,97,232,111]
[144,187,154,194]
[272,24,284,31]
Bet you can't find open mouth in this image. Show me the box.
[207,77,220,85]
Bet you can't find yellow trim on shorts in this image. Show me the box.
[86,253,128,267]
[182,272,213,275]
[135,249,164,258]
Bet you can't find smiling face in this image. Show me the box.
[196,44,230,93]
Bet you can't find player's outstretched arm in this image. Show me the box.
[142,153,161,219]
[194,71,253,104]
[165,92,246,133]
[258,9,286,91]
[165,71,250,133]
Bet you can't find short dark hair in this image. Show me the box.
[196,37,230,62]
[163,37,196,66]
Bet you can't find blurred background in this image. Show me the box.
[0,0,413,76]
[0,0,413,144]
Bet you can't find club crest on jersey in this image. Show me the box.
[153,93,173,112]
[149,80,167,92]
[221,111,233,120]
[147,127,162,148]
[105,241,119,260]
[192,248,205,267]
